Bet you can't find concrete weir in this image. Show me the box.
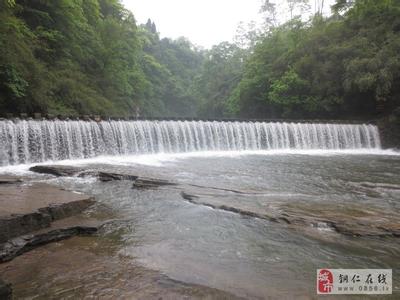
[0,119,381,166]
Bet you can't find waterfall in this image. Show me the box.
[0,120,381,165]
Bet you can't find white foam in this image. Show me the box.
[0,149,398,175]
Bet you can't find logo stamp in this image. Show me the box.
[317,269,392,295]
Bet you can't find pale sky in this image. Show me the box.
[122,0,335,49]
[122,0,264,48]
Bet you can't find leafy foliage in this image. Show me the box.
[1,0,399,121]
[0,0,204,117]
[204,0,400,120]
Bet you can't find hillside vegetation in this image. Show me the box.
[1,0,399,122]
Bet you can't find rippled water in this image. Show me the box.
[1,151,400,299]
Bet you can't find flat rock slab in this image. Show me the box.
[0,183,94,243]
[0,237,243,299]
[179,186,400,238]
[0,216,102,263]
[0,183,93,217]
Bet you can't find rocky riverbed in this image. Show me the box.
[20,164,400,240]
[1,153,399,299]
[0,166,243,299]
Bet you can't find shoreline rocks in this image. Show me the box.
[0,176,98,299]
[0,182,95,244]
[0,224,99,263]
[0,164,178,264]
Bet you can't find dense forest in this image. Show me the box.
[1,0,400,122]
[0,0,204,117]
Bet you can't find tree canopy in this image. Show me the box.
[220,0,400,120]
[1,0,399,121]
[0,0,204,117]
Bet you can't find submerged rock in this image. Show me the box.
[279,203,400,237]
[180,191,199,201]
[132,178,177,189]
[0,236,244,299]
[96,172,138,182]
[29,165,175,187]
[179,188,400,238]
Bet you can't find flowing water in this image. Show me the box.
[0,120,399,299]
[0,120,381,165]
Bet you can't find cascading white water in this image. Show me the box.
[0,120,381,165]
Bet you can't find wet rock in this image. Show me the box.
[29,165,178,190]
[29,165,173,187]
[0,225,99,263]
[97,172,138,182]
[0,237,244,299]
[29,165,84,177]
[359,182,400,190]
[132,178,177,189]
[180,191,199,201]
[0,212,52,245]
[0,279,12,299]
[279,203,400,238]
[179,189,400,238]
[181,191,276,222]
[0,183,95,243]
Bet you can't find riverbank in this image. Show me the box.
[0,175,100,298]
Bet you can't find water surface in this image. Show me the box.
[1,151,399,298]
